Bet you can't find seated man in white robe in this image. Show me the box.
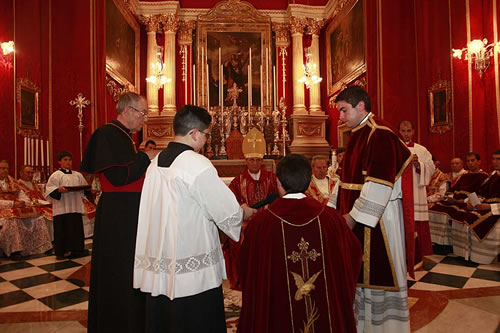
[134,105,256,332]
[0,160,52,257]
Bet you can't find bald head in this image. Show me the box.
[450,158,464,173]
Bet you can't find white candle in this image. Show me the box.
[30,138,34,166]
[206,63,210,109]
[260,65,263,111]
[266,48,269,108]
[193,64,196,105]
[24,137,27,165]
[35,138,39,167]
[249,48,252,106]
[220,64,224,126]
[219,48,222,108]
[273,65,277,110]
[46,140,49,169]
[201,47,204,106]
[41,138,44,167]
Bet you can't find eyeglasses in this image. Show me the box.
[129,106,148,117]
[198,129,211,139]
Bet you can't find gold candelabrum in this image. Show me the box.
[203,88,288,158]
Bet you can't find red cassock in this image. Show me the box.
[237,197,362,333]
[224,168,278,290]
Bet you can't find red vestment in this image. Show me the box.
[337,114,414,288]
[426,168,448,197]
[0,176,38,219]
[224,168,279,290]
[237,197,361,333]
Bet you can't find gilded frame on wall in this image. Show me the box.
[105,0,140,92]
[196,0,272,111]
[16,78,40,136]
[325,0,366,97]
[428,79,452,134]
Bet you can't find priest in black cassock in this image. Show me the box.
[81,92,152,333]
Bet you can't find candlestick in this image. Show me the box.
[24,137,27,165]
[193,64,196,105]
[41,138,44,167]
[206,63,210,108]
[219,48,222,108]
[46,140,49,169]
[35,138,39,167]
[266,48,269,108]
[273,66,277,110]
[201,46,204,106]
[31,137,34,166]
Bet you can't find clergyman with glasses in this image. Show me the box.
[81,92,153,333]
[134,105,256,332]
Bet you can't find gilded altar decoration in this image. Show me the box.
[106,0,140,92]
[289,16,307,35]
[138,14,162,33]
[178,20,196,44]
[428,78,452,134]
[16,77,40,137]
[325,0,366,97]
[272,23,290,47]
[106,75,130,101]
[160,13,179,33]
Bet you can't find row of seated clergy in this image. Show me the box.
[429,151,500,264]
[16,165,97,240]
[305,155,336,205]
[0,161,52,257]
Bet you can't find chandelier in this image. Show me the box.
[452,38,500,77]
[1,41,14,55]
[146,46,170,89]
[298,47,322,88]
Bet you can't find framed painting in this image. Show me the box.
[326,0,366,97]
[428,79,452,134]
[16,78,40,136]
[196,0,272,111]
[105,0,140,92]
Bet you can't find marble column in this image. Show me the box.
[307,19,325,114]
[161,14,179,115]
[290,16,307,115]
[139,15,162,116]
[178,20,196,106]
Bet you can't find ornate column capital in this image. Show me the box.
[306,18,325,36]
[289,16,307,35]
[272,23,290,47]
[138,14,162,33]
[178,20,196,45]
[160,13,179,33]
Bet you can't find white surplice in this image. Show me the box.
[44,170,87,216]
[407,142,435,221]
[134,151,243,300]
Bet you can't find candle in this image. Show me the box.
[273,65,277,110]
[206,63,210,108]
[46,140,49,169]
[201,47,204,106]
[41,138,44,167]
[219,48,222,108]
[260,65,263,111]
[35,138,39,167]
[193,64,196,105]
[220,64,224,127]
[24,137,27,165]
[31,138,34,166]
[266,48,269,108]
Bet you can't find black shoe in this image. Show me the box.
[45,248,54,255]
[68,249,90,259]
[56,255,66,260]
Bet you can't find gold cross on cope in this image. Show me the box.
[288,237,321,280]
[248,132,263,148]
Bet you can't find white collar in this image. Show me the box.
[248,169,261,181]
[313,175,328,182]
[283,193,306,199]
[359,112,372,126]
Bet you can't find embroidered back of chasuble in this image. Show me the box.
[269,211,335,333]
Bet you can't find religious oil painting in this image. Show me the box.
[326,0,366,97]
[428,79,452,134]
[196,0,272,111]
[105,0,140,91]
[206,32,262,107]
[16,78,39,135]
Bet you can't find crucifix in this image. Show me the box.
[248,132,263,148]
[69,93,90,160]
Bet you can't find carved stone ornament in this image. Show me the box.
[148,125,172,137]
[178,20,196,44]
[272,23,290,47]
[161,13,179,33]
[306,18,325,36]
[289,16,307,35]
[298,123,321,137]
[198,0,270,24]
[106,75,130,102]
[138,14,163,33]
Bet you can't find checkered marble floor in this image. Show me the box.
[0,239,92,313]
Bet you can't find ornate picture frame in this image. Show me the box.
[16,78,40,136]
[196,0,272,111]
[105,0,140,92]
[428,79,452,134]
[326,0,366,97]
